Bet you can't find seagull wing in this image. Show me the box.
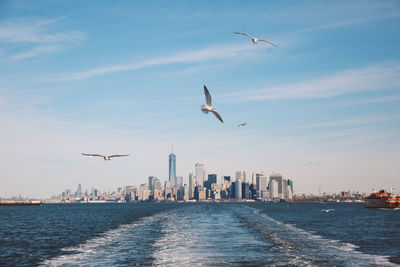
[204,85,212,107]
[234,32,253,39]
[212,110,224,123]
[108,154,130,158]
[82,153,104,157]
[258,39,278,47]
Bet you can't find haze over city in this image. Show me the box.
[1,0,400,199]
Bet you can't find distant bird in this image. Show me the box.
[238,122,247,127]
[234,32,278,47]
[81,153,130,161]
[201,85,223,123]
[321,209,334,213]
[306,162,320,166]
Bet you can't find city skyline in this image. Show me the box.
[0,148,389,201]
[1,1,400,198]
[42,149,297,202]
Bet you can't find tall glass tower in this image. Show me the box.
[195,163,204,187]
[169,147,176,186]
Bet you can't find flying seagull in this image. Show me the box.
[238,122,247,127]
[321,209,335,213]
[234,32,278,47]
[201,85,223,123]
[81,153,130,161]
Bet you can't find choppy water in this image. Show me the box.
[0,202,399,266]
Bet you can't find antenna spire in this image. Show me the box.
[172,144,174,153]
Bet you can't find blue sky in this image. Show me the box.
[1,0,399,198]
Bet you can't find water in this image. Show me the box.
[0,202,399,266]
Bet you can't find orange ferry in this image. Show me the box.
[365,190,400,208]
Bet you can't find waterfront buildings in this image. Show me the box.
[51,151,296,203]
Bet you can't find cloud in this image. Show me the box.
[10,45,63,61]
[0,17,85,60]
[223,63,400,101]
[44,43,264,81]
[296,11,400,34]
[333,94,400,107]
[296,114,400,130]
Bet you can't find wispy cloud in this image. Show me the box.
[297,114,400,130]
[44,43,264,81]
[334,94,400,107]
[296,11,400,34]
[0,17,85,60]
[223,63,400,101]
[10,45,63,61]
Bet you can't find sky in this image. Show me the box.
[1,0,399,198]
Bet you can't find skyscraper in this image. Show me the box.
[269,180,279,199]
[242,182,249,199]
[236,177,242,200]
[189,173,194,199]
[287,179,294,195]
[223,176,231,183]
[207,174,217,186]
[284,179,294,201]
[236,171,246,182]
[195,163,204,187]
[256,174,268,200]
[177,176,183,187]
[169,148,176,186]
[270,174,284,199]
[76,183,82,196]
[148,176,155,191]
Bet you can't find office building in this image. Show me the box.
[195,163,204,186]
[223,176,231,183]
[242,182,249,199]
[236,171,246,182]
[177,176,183,187]
[148,176,155,191]
[235,178,242,200]
[270,174,284,199]
[256,174,268,200]
[76,183,82,196]
[169,149,176,186]
[189,173,194,199]
[287,179,294,195]
[205,174,217,192]
[284,179,294,201]
[269,180,279,199]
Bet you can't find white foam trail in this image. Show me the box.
[40,213,163,267]
[152,205,276,266]
[246,206,398,267]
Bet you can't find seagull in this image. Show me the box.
[81,153,130,161]
[234,32,278,47]
[321,209,335,213]
[238,122,247,127]
[201,85,223,123]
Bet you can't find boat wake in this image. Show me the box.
[40,204,399,266]
[241,206,398,266]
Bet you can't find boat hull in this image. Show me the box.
[365,198,387,208]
